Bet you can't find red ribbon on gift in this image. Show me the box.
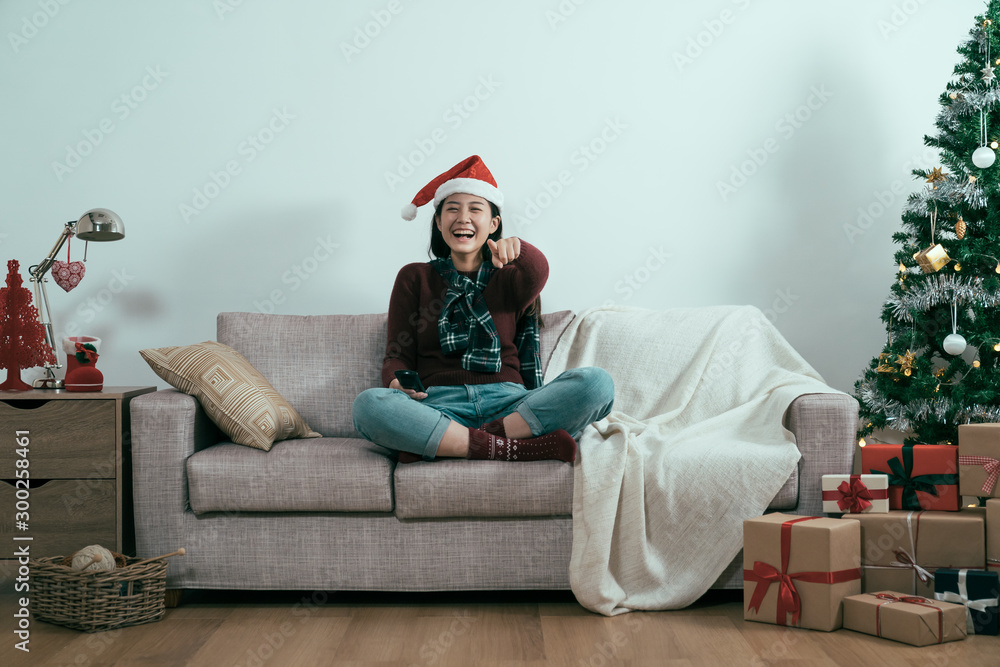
[821,476,889,513]
[744,516,862,626]
[74,341,98,363]
[874,593,944,644]
[957,455,1000,493]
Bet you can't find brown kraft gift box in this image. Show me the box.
[989,499,1000,573]
[957,424,1000,498]
[743,513,861,631]
[841,510,985,597]
[843,591,967,646]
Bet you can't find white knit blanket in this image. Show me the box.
[543,305,840,615]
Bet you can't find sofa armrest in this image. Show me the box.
[131,389,221,556]
[783,392,859,518]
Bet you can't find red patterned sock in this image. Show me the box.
[467,428,576,462]
[478,417,507,438]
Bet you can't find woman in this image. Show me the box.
[352,155,614,462]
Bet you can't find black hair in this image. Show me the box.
[427,197,542,324]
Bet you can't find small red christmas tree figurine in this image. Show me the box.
[0,260,57,391]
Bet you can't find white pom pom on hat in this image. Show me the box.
[401,155,503,220]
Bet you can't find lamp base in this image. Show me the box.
[32,377,64,389]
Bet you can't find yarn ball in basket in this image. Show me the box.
[70,544,117,572]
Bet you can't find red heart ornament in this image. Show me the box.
[52,260,86,292]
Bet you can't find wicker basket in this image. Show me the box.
[29,554,169,633]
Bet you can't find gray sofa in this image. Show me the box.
[130,310,858,595]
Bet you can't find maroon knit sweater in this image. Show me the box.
[381,241,548,389]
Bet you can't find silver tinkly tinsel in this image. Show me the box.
[902,177,987,212]
[859,376,1000,430]
[941,87,1000,120]
[885,274,1000,321]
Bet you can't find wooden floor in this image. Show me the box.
[1,589,995,666]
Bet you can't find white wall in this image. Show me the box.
[0,0,975,393]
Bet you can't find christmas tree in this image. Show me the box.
[857,2,1000,445]
[0,259,56,391]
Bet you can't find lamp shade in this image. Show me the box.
[75,208,124,241]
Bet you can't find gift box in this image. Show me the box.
[958,424,1000,498]
[841,510,985,597]
[988,499,1000,574]
[843,591,967,646]
[822,474,889,514]
[913,243,950,274]
[743,513,861,631]
[861,444,959,511]
[933,568,1000,635]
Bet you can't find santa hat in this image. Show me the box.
[401,155,504,220]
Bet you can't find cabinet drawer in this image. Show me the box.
[0,400,116,478]
[0,479,116,555]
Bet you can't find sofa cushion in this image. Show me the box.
[393,455,796,519]
[393,459,574,519]
[218,312,387,438]
[186,437,394,514]
[139,340,321,451]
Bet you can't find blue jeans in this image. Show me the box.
[352,367,614,460]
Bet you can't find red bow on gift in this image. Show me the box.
[835,478,874,513]
[75,342,99,363]
[744,517,861,627]
[958,455,1000,494]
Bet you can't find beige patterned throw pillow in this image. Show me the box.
[139,340,321,450]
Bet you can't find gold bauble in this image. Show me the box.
[956,217,967,240]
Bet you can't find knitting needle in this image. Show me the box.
[128,548,186,568]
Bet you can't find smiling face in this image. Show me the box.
[434,193,500,263]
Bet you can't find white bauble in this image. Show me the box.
[943,333,968,355]
[973,146,996,168]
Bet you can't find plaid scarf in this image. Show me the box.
[430,257,543,389]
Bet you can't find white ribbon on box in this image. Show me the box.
[933,569,999,634]
[862,512,935,594]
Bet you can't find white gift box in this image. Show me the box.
[822,474,890,514]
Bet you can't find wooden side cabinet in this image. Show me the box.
[0,386,155,572]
